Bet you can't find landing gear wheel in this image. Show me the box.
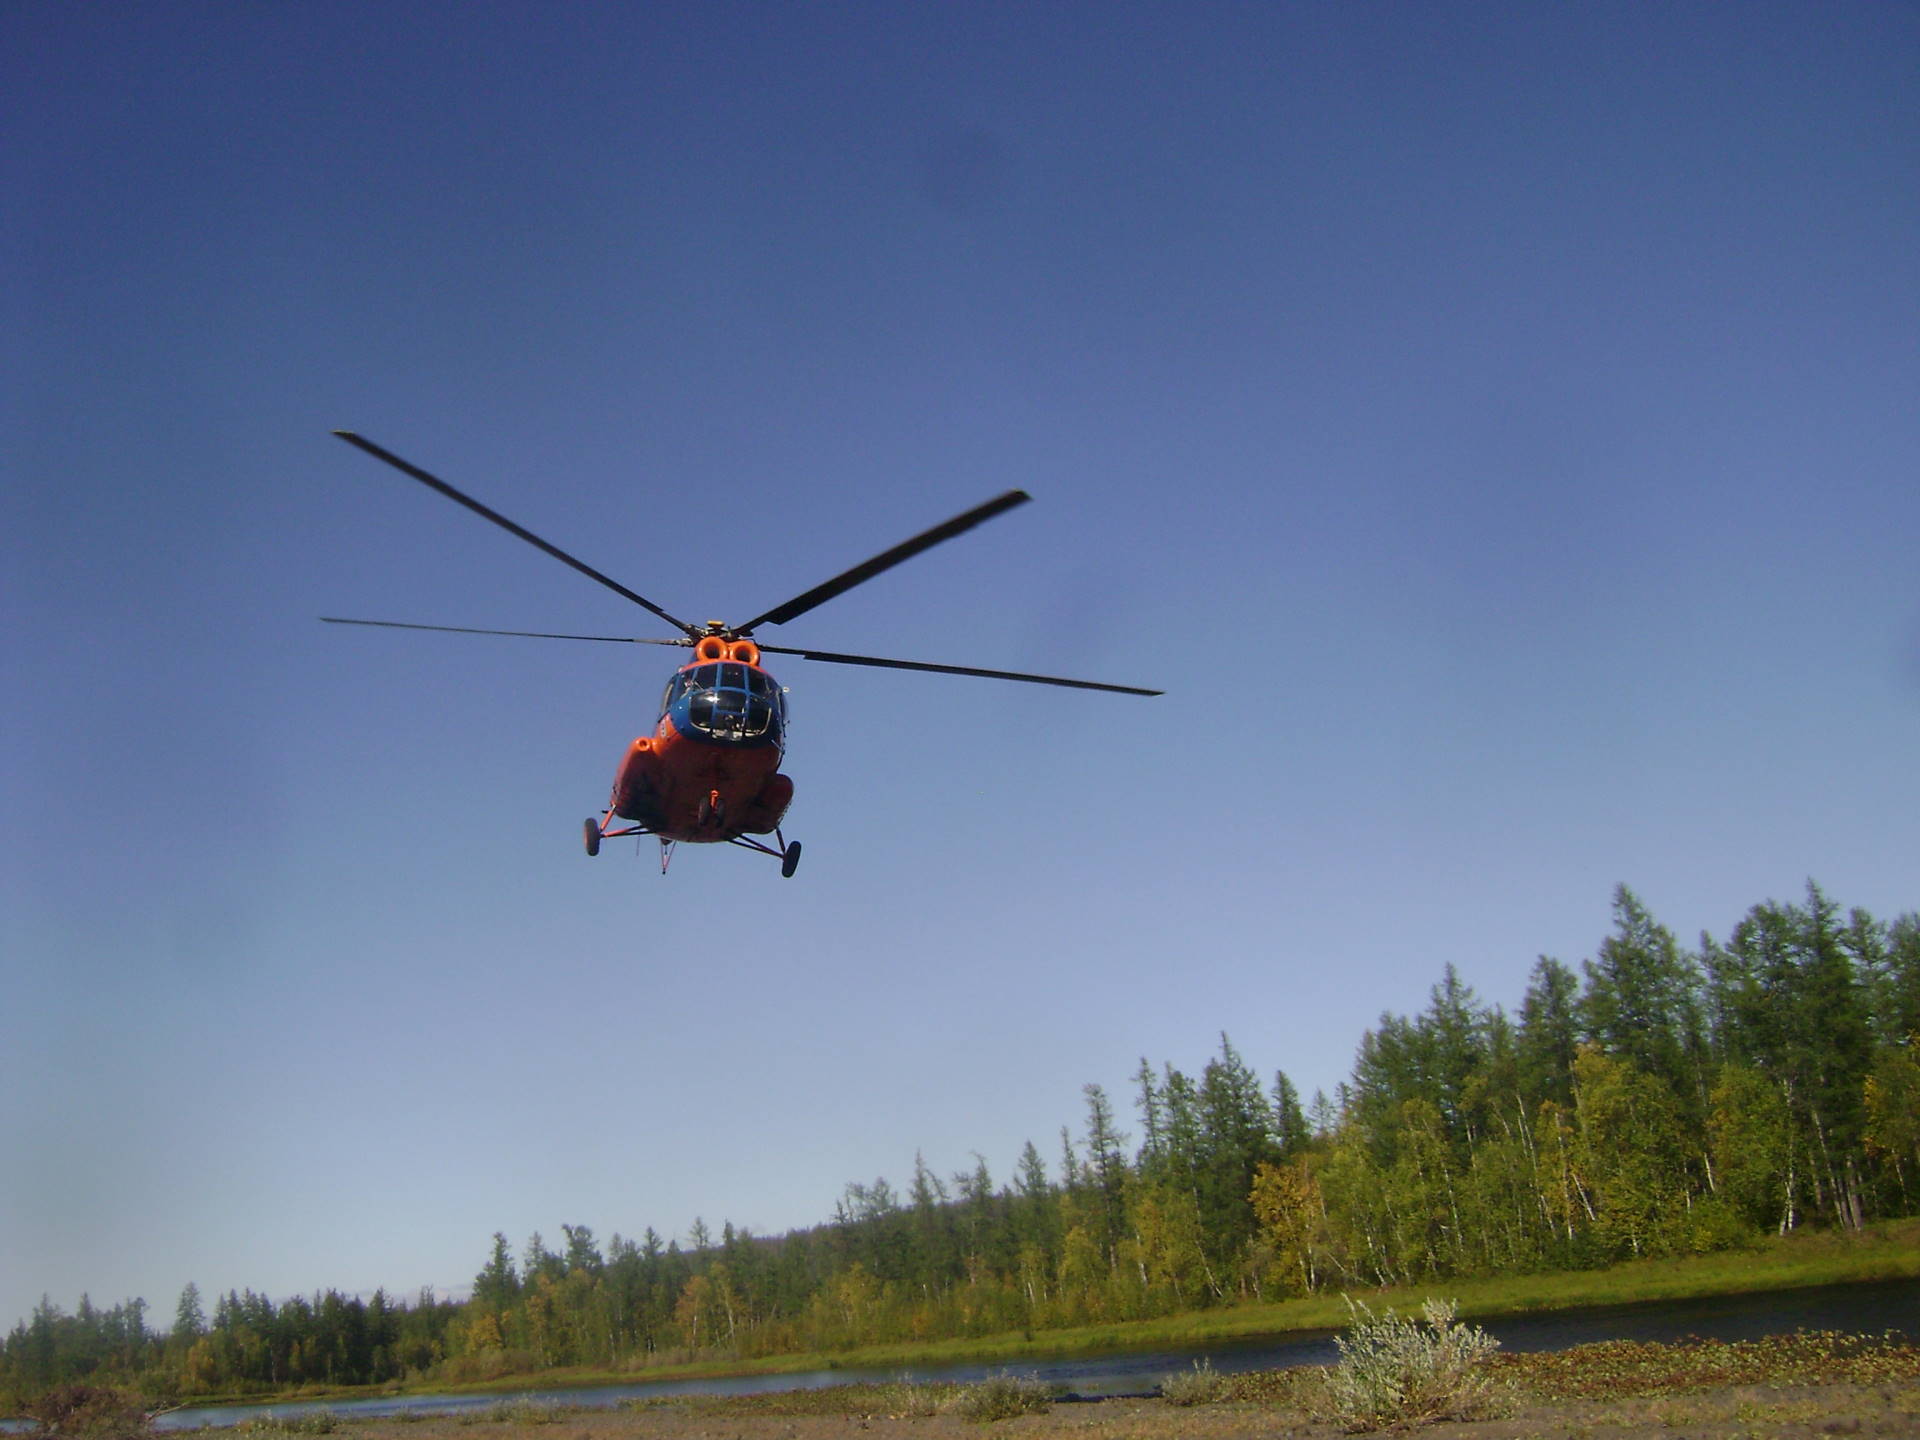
[583,818,601,857]
[780,841,802,878]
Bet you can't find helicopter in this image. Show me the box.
[326,432,1160,876]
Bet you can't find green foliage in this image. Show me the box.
[1316,1297,1509,1432]
[1708,1063,1794,1229]
[943,1371,1052,1422]
[1516,957,1581,1109]
[1581,885,1707,1104]
[1571,1046,1691,1256]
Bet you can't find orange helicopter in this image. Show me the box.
[326,432,1159,875]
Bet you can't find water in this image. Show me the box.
[149,1277,1918,1430]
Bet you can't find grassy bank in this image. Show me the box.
[334,1217,1920,1404]
[156,1332,1920,1440]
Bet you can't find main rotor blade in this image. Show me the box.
[735,490,1032,634]
[333,431,700,637]
[755,642,1161,695]
[322,617,691,646]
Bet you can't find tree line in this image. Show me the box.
[6,881,1916,1407]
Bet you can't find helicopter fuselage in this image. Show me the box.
[609,639,794,845]
[328,430,1156,875]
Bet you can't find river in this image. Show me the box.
[153,1278,1918,1430]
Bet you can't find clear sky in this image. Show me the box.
[5,2,1916,1331]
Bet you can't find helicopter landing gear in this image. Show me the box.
[722,827,801,875]
[588,807,647,857]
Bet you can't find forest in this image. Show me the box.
[6,881,1917,1408]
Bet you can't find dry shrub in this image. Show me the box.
[1160,1358,1233,1406]
[234,1410,338,1437]
[943,1372,1053,1422]
[874,1379,951,1417]
[1317,1297,1511,1432]
[18,1385,155,1440]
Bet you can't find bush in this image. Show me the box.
[17,1386,155,1440]
[1159,1358,1232,1406]
[874,1378,950,1417]
[1316,1297,1511,1432]
[475,1399,575,1426]
[943,1373,1053,1423]
[234,1410,338,1437]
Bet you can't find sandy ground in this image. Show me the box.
[276,1380,1920,1440]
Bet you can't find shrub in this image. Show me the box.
[18,1385,155,1440]
[874,1378,950,1417]
[1316,1297,1511,1432]
[477,1399,573,1425]
[943,1372,1053,1423]
[1159,1358,1232,1407]
[234,1410,339,1437]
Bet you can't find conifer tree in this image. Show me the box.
[1516,957,1580,1109]
[1579,886,1704,1109]
[173,1283,204,1347]
[1080,1084,1129,1267]
[1271,1070,1309,1159]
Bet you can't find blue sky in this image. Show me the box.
[5,2,1916,1329]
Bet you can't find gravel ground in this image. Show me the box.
[227,1379,1919,1440]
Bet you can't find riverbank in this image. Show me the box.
[202,1388,1920,1440]
[402,1217,1920,1400]
[147,1219,1920,1412]
[171,1332,1920,1440]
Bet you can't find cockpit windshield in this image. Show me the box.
[665,662,784,743]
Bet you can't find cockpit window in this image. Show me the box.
[676,661,782,743]
[662,664,711,713]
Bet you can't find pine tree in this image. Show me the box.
[473,1233,520,1310]
[562,1224,604,1276]
[1579,886,1704,1108]
[1193,1034,1280,1282]
[1133,1057,1164,1165]
[1421,966,1493,1155]
[1080,1084,1129,1268]
[173,1283,205,1347]
[1712,885,1875,1227]
[1271,1070,1309,1159]
[1516,957,1580,1109]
